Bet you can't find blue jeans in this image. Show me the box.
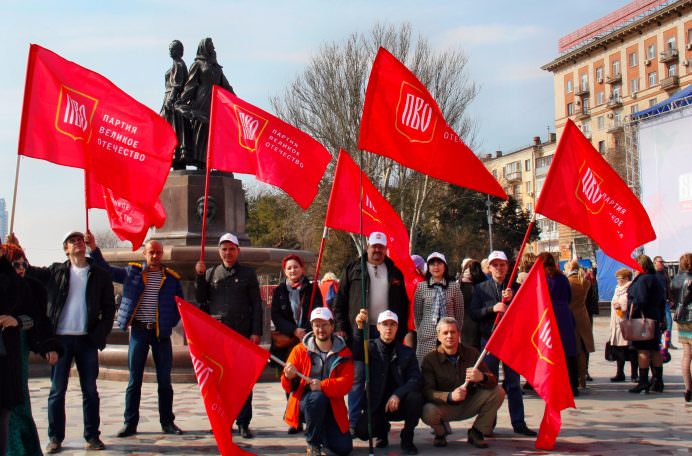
[481,339,525,428]
[301,391,352,456]
[48,335,100,442]
[124,327,174,427]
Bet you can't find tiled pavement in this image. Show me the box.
[27,315,692,455]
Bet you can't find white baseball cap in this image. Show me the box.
[62,231,85,243]
[367,232,387,246]
[218,233,239,246]
[310,307,334,322]
[487,250,508,263]
[377,310,399,324]
[426,252,447,265]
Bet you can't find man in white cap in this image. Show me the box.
[352,309,422,454]
[469,251,536,437]
[22,230,115,453]
[194,232,262,439]
[333,231,410,430]
[281,307,353,456]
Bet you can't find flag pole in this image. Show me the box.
[8,155,22,237]
[470,213,537,379]
[84,172,90,233]
[359,150,374,456]
[199,87,218,264]
[308,226,329,315]
[269,354,311,382]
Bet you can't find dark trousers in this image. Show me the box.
[124,327,174,427]
[48,335,100,442]
[301,390,352,456]
[348,324,379,427]
[236,392,252,427]
[482,339,525,428]
[355,391,422,440]
[0,408,10,456]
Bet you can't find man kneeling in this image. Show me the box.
[353,309,422,455]
[421,317,505,449]
[281,307,353,456]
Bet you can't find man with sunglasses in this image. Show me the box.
[23,231,115,453]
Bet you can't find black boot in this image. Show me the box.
[400,429,418,455]
[629,368,651,394]
[611,348,626,382]
[651,366,664,392]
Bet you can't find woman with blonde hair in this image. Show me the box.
[609,268,633,382]
[565,260,595,389]
[671,252,692,402]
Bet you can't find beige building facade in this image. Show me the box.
[541,0,692,260]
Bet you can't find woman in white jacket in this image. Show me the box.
[609,268,634,382]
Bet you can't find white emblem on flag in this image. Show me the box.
[63,92,89,132]
[538,320,553,349]
[239,112,260,141]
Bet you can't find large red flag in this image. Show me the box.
[208,86,331,209]
[18,44,175,207]
[358,47,506,199]
[85,172,166,250]
[484,259,575,450]
[325,150,418,306]
[177,298,268,456]
[535,119,655,271]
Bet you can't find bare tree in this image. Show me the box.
[92,230,126,248]
[271,23,478,252]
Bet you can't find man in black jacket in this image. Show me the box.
[194,232,262,439]
[26,231,115,454]
[333,231,410,430]
[469,250,535,437]
[353,309,422,455]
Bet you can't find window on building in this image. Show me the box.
[581,122,590,135]
[492,169,498,178]
[630,78,639,94]
[503,161,521,180]
[597,115,605,130]
[648,71,657,87]
[566,80,573,93]
[614,110,622,124]
[688,28,692,45]
[567,102,574,116]
[629,52,638,67]
[536,177,545,197]
[612,86,621,100]
[512,183,521,197]
[612,60,620,76]
[668,63,677,77]
[598,140,606,154]
[630,104,638,115]
[649,97,658,107]
[647,43,656,59]
[597,91,605,105]
[536,156,553,170]
[525,181,532,194]
[580,74,588,91]
[667,36,676,51]
[524,159,531,171]
[582,97,590,113]
[596,66,604,82]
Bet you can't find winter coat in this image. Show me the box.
[27,258,115,350]
[609,282,630,347]
[195,262,263,337]
[627,272,666,350]
[671,271,692,324]
[566,273,595,354]
[413,278,463,365]
[546,273,577,358]
[281,333,354,433]
[333,256,409,344]
[459,281,481,350]
[469,278,520,342]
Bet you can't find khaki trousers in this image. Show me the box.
[421,386,505,436]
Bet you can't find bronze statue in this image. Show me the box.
[161,40,190,170]
[175,38,234,169]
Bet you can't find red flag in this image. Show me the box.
[85,172,166,250]
[18,44,175,207]
[535,119,655,271]
[208,86,331,209]
[484,259,575,450]
[325,150,418,306]
[358,47,506,199]
[177,298,268,456]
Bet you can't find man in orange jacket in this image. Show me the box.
[282,307,354,456]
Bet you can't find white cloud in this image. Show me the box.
[440,24,543,47]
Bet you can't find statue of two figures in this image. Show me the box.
[160,38,234,170]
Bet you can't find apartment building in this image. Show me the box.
[542,0,692,260]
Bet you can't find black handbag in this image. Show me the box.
[604,341,614,362]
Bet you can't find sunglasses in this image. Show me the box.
[12,261,28,269]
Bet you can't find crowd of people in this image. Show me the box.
[1,229,691,456]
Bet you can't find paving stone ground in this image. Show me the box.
[27,314,692,455]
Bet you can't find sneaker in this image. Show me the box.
[45,439,62,454]
[433,434,447,447]
[467,427,489,449]
[85,437,105,451]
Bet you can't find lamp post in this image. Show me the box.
[486,195,494,254]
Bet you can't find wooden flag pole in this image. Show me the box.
[307,226,329,315]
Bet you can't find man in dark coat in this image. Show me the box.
[25,231,115,454]
[333,231,410,429]
[195,232,262,438]
[352,309,422,455]
[470,250,536,437]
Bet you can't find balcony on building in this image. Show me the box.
[659,48,679,64]
[605,73,621,84]
[661,75,679,90]
[575,84,590,96]
[607,95,622,109]
[575,107,590,121]
[503,170,521,183]
[607,120,624,133]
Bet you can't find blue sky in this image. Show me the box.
[0,0,631,263]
